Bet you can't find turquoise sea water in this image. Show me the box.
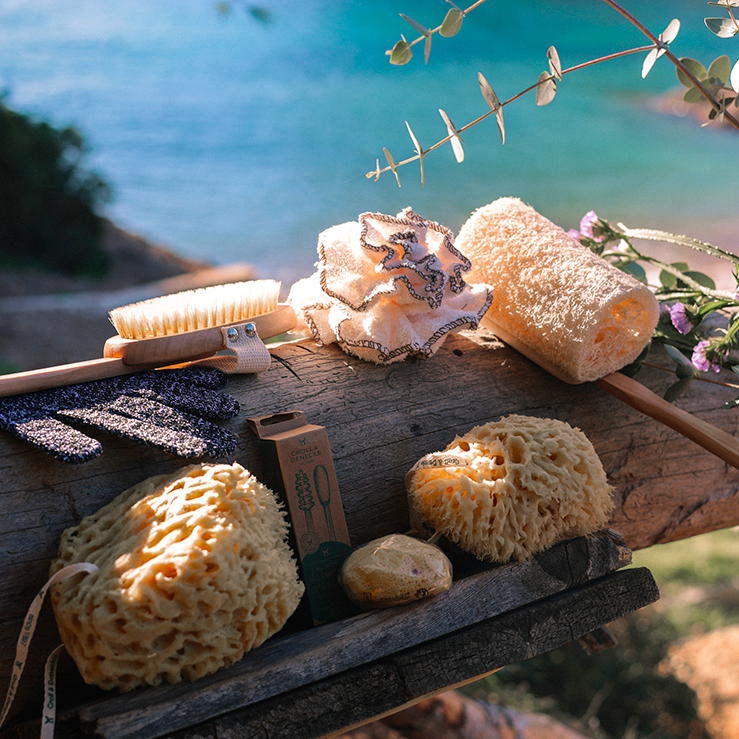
[1,0,738,284]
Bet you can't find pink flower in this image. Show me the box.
[579,211,601,241]
[669,303,692,334]
[692,340,722,373]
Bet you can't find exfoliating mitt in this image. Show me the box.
[455,197,660,383]
[49,462,304,691]
[288,208,493,364]
[407,415,613,563]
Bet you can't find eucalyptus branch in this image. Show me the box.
[371,0,739,185]
[367,44,653,183]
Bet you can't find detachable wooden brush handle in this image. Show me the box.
[595,372,739,470]
[481,316,739,470]
[0,305,297,398]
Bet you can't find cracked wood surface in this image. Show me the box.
[1,330,738,729]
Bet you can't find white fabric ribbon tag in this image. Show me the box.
[197,323,272,374]
[0,562,98,736]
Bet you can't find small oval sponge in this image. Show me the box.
[407,415,613,563]
[339,534,452,609]
[49,462,304,692]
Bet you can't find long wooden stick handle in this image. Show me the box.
[596,371,739,470]
[0,358,142,398]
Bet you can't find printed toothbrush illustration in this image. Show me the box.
[295,469,320,553]
[313,464,336,541]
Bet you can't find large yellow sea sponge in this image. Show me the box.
[407,415,613,563]
[49,462,304,691]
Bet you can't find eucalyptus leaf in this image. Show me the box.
[709,55,731,84]
[438,108,464,163]
[642,47,664,79]
[731,59,739,92]
[383,147,401,187]
[676,57,708,88]
[661,18,681,44]
[389,39,412,65]
[440,8,464,37]
[664,375,694,402]
[535,72,556,105]
[705,17,739,37]
[424,32,432,64]
[399,13,429,37]
[478,73,505,144]
[547,46,563,81]
[708,0,739,6]
[684,85,708,104]
[405,121,425,187]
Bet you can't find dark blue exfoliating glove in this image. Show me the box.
[0,366,240,464]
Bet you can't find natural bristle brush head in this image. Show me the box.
[109,279,282,340]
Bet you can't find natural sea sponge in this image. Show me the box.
[49,462,304,691]
[407,415,613,563]
[455,197,659,383]
[339,534,452,609]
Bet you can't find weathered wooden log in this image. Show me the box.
[0,330,735,732]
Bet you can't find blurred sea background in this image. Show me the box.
[1,0,738,286]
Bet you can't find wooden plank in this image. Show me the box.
[155,568,659,739]
[1,330,737,725]
[50,531,628,739]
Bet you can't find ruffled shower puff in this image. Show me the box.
[287,208,494,364]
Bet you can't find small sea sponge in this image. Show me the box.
[49,462,304,691]
[339,534,452,609]
[407,415,613,563]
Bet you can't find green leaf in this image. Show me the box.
[709,55,732,84]
[547,46,562,81]
[388,39,412,65]
[535,72,557,106]
[676,58,708,87]
[684,85,708,104]
[705,17,739,37]
[424,32,432,64]
[438,109,464,163]
[399,13,429,37]
[659,263,689,289]
[620,261,647,283]
[478,72,505,144]
[664,375,695,402]
[684,270,717,290]
[439,8,464,37]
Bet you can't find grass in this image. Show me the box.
[460,528,739,738]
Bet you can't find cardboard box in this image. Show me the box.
[248,411,354,624]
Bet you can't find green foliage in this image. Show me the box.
[463,609,708,738]
[0,99,111,277]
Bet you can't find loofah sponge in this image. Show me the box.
[407,415,613,563]
[49,462,304,691]
[455,197,659,383]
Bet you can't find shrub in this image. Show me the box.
[0,98,111,277]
